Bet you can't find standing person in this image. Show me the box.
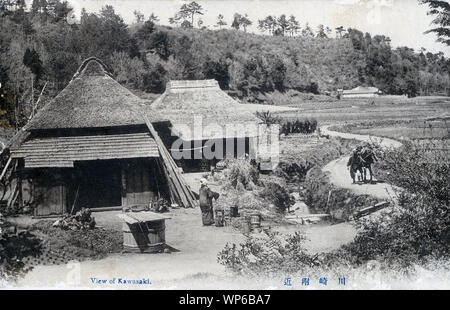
[347,146,363,184]
[199,178,220,226]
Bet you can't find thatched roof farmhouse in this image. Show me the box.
[5,58,195,216]
[151,80,260,141]
[1,60,278,216]
[150,80,264,171]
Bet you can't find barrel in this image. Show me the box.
[122,222,142,251]
[215,209,224,227]
[147,220,166,243]
[122,220,165,253]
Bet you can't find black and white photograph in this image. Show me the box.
[0,0,448,292]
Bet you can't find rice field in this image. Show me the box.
[330,119,450,140]
[271,96,450,126]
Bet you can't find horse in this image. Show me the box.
[359,147,378,182]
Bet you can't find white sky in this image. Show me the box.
[63,0,449,56]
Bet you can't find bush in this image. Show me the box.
[276,137,357,183]
[333,141,450,266]
[377,140,449,202]
[258,182,294,213]
[333,193,449,267]
[255,110,282,125]
[0,230,42,280]
[304,168,379,221]
[225,159,260,190]
[29,221,122,260]
[217,231,317,275]
[280,118,317,135]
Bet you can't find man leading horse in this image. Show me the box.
[347,143,378,183]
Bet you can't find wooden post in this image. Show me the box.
[121,162,127,207]
[0,157,12,182]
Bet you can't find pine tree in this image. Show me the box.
[216,14,227,29]
[420,0,450,45]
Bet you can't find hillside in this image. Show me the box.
[0,2,449,129]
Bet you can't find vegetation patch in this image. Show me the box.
[215,159,295,224]
[276,136,357,183]
[0,229,42,282]
[330,119,450,140]
[303,167,380,221]
[337,140,449,266]
[258,182,295,214]
[217,231,317,276]
[29,220,123,261]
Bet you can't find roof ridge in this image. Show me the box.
[70,57,112,82]
[167,79,220,91]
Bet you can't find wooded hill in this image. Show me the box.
[0,1,449,130]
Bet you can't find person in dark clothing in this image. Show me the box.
[347,147,363,184]
[199,178,220,226]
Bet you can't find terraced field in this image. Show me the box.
[273,96,450,126]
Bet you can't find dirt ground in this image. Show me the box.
[12,207,448,290]
[9,123,427,289]
[12,203,360,289]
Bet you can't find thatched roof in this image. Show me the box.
[28,57,165,130]
[344,86,379,94]
[150,80,260,140]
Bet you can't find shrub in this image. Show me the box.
[0,230,42,281]
[29,220,122,259]
[255,110,282,125]
[259,182,295,213]
[303,167,379,221]
[333,194,450,267]
[217,231,317,275]
[280,118,317,135]
[377,140,449,203]
[333,141,450,266]
[225,159,260,190]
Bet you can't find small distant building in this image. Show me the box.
[342,86,380,99]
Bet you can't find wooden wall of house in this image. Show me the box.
[121,158,168,207]
[24,168,68,217]
[24,157,170,216]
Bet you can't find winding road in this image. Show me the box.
[320,125,403,201]
[10,126,406,289]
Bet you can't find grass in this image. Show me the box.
[273,96,450,125]
[330,119,450,140]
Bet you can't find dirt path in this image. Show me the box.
[15,208,246,289]
[10,126,406,289]
[321,125,403,148]
[321,125,402,201]
[13,208,354,289]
